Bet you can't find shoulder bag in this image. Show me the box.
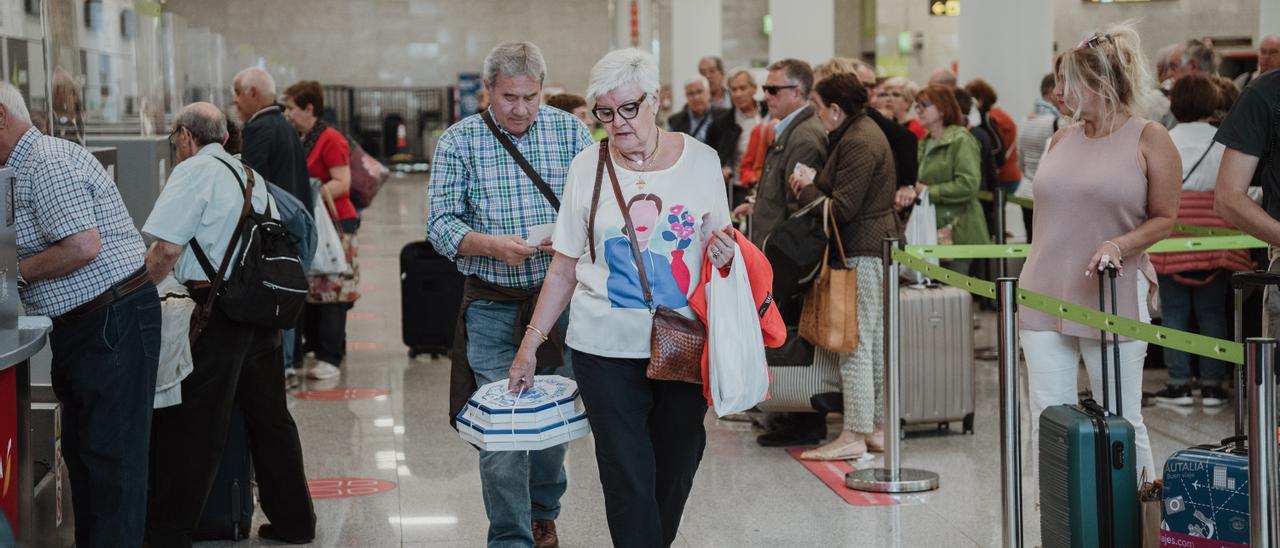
[798,205,859,353]
[590,139,705,384]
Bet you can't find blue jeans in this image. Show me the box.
[466,300,571,547]
[1158,273,1230,386]
[49,283,161,547]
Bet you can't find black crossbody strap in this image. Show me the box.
[190,158,256,306]
[1181,139,1216,184]
[481,110,561,210]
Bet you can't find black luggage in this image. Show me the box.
[400,241,464,358]
[1038,267,1139,548]
[194,406,254,541]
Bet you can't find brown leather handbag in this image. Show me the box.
[590,140,706,384]
[798,201,860,353]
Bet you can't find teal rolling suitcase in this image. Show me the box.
[1038,267,1139,548]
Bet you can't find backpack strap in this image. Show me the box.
[191,157,256,311]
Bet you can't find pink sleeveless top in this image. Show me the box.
[1019,116,1157,338]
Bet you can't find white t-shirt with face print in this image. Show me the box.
[552,133,732,359]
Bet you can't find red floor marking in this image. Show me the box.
[293,388,389,401]
[347,311,381,321]
[346,341,383,351]
[308,477,396,499]
[787,448,898,506]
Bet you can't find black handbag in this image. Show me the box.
[762,197,829,310]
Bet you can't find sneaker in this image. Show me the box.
[307,361,341,380]
[1154,384,1194,406]
[1201,386,1229,408]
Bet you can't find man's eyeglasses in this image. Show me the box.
[592,93,647,123]
[167,125,185,145]
[763,85,799,96]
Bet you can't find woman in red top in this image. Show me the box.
[283,80,359,381]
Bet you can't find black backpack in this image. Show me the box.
[191,158,308,334]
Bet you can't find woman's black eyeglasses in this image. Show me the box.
[593,93,647,123]
[763,85,799,95]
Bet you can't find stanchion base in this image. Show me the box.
[846,468,940,493]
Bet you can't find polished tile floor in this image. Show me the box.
[203,174,1237,547]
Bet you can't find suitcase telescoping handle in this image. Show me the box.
[1097,266,1123,417]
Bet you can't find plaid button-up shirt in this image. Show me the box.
[10,127,146,317]
[428,106,593,289]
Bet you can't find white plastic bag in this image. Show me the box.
[708,242,770,417]
[902,187,939,284]
[156,276,194,409]
[308,198,348,275]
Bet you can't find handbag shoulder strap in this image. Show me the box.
[588,141,607,262]
[826,200,849,265]
[481,109,561,210]
[600,139,654,311]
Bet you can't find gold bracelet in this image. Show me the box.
[525,324,549,343]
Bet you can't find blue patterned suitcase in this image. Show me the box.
[1159,439,1251,547]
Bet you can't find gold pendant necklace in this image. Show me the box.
[616,130,661,190]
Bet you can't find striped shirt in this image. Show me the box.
[427,105,593,289]
[9,127,146,317]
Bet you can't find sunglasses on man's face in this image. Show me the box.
[763,85,799,96]
[592,93,647,123]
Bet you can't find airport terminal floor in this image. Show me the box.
[197,175,1235,548]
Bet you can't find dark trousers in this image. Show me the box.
[49,284,161,548]
[304,301,351,365]
[572,351,707,548]
[147,303,315,547]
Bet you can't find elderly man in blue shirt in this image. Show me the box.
[428,41,593,548]
[0,82,160,547]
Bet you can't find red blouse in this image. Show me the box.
[308,127,356,220]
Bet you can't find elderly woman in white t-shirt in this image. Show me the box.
[510,48,733,547]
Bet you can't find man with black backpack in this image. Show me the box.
[142,102,315,546]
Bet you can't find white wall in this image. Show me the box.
[768,0,834,65]
[669,0,722,110]
[959,0,1053,120]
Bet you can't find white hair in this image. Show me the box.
[483,41,547,87]
[0,82,30,124]
[586,48,661,101]
[727,67,756,86]
[683,74,709,91]
[235,67,276,97]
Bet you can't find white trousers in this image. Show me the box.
[1020,274,1155,482]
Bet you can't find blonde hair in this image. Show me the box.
[1056,21,1157,126]
[882,76,920,108]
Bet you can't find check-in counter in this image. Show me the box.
[85,135,172,230]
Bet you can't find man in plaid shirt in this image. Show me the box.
[0,82,159,546]
[428,42,591,548]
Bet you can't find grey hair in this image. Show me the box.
[699,56,724,73]
[482,41,547,88]
[175,103,228,146]
[586,48,661,101]
[1180,39,1217,74]
[0,82,30,124]
[683,74,709,91]
[235,67,276,97]
[727,67,756,87]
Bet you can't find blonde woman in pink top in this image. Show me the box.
[1018,23,1181,483]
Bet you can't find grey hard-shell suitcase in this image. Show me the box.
[899,283,976,433]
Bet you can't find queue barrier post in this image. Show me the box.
[846,239,940,493]
[1247,338,1279,547]
[995,188,1007,279]
[996,278,1023,548]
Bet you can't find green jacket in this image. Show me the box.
[917,125,990,246]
